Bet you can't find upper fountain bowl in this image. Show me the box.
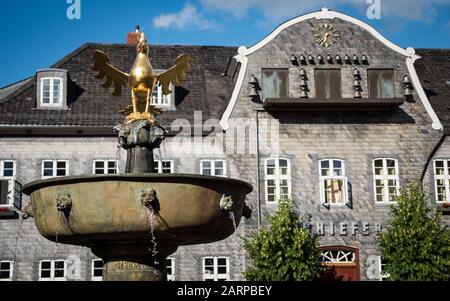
[22,174,253,247]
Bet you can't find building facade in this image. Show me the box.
[1,9,449,281]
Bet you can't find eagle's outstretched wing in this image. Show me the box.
[92,51,129,97]
[157,54,191,95]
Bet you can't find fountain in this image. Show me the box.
[21,31,253,281]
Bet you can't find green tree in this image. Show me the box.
[379,183,450,281]
[243,199,323,281]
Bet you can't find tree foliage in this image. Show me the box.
[379,183,450,281]
[243,199,324,281]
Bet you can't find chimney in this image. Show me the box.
[127,25,141,45]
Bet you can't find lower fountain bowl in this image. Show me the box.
[22,174,253,247]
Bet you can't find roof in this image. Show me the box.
[0,43,237,129]
[415,49,450,133]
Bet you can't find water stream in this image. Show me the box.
[229,211,237,231]
[146,207,159,263]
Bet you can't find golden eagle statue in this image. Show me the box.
[92,32,191,124]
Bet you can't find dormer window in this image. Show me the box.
[151,83,173,107]
[36,69,68,109]
[41,78,63,106]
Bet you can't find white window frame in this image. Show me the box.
[373,158,400,204]
[0,261,13,281]
[433,159,450,203]
[319,159,348,206]
[40,77,63,107]
[91,259,103,281]
[38,260,67,281]
[151,83,173,107]
[0,160,16,178]
[200,160,227,177]
[92,160,119,175]
[166,258,175,281]
[154,160,175,174]
[202,257,230,281]
[265,158,291,204]
[41,160,69,179]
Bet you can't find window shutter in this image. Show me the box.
[0,180,8,205]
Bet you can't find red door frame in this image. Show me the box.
[319,245,361,281]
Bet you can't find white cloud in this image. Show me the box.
[200,0,450,23]
[153,4,216,30]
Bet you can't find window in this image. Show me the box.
[433,159,450,203]
[151,83,173,107]
[315,69,342,99]
[0,160,15,178]
[319,159,348,205]
[265,158,291,203]
[0,261,13,281]
[41,160,68,179]
[93,160,118,175]
[91,259,103,281]
[262,69,288,100]
[200,160,226,177]
[320,250,355,265]
[153,160,175,174]
[368,70,395,98]
[203,257,229,281]
[0,161,20,209]
[373,159,399,203]
[41,78,63,106]
[166,258,175,281]
[39,260,66,281]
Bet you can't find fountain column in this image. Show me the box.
[114,120,166,173]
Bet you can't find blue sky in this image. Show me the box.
[0,0,449,87]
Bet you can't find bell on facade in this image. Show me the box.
[344,54,351,63]
[249,86,259,97]
[300,89,308,98]
[299,68,307,77]
[335,54,342,63]
[402,74,413,97]
[290,54,298,65]
[317,54,324,63]
[326,53,333,63]
[361,53,368,63]
[353,68,361,78]
[353,54,359,63]
[354,90,362,98]
[299,54,307,64]
[249,74,259,85]
[308,54,315,63]
[300,79,307,86]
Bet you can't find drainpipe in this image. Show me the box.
[421,134,447,191]
[256,110,262,228]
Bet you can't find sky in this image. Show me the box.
[0,0,449,87]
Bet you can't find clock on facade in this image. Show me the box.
[314,23,340,48]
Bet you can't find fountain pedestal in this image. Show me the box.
[92,242,177,281]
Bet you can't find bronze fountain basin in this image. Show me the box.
[23,174,253,281]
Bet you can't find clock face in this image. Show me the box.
[313,23,340,48]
